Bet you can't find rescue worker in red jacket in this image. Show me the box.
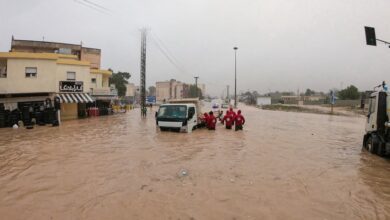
[202,112,209,128]
[207,111,217,130]
[234,110,245,131]
[229,107,236,120]
[222,111,234,129]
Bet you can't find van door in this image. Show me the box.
[187,106,196,133]
[366,95,377,132]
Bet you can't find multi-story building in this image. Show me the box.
[156,79,189,102]
[124,83,137,104]
[125,83,136,97]
[198,83,206,96]
[0,38,113,121]
[156,81,171,102]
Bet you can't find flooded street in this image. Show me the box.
[0,106,389,220]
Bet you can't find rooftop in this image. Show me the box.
[11,38,100,52]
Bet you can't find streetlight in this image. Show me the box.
[233,47,238,108]
[194,76,199,98]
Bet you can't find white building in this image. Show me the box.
[256,97,271,106]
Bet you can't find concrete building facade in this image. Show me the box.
[156,79,190,102]
[0,39,112,123]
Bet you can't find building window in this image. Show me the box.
[25,67,37,78]
[0,66,6,78]
[67,72,76,81]
[91,78,96,84]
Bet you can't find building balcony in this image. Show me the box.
[90,87,118,96]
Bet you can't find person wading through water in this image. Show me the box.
[202,112,209,128]
[234,110,245,131]
[207,111,217,130]
[222,111,234,129]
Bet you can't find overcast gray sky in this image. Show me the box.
[1,0,390,96]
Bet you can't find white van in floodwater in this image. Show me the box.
[156,98,202,133]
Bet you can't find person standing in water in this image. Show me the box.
[222,111,233,129]
[207,111,217,130]
[234,110,245,131]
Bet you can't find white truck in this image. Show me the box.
[156,98,203,133]
[362,83,390,156]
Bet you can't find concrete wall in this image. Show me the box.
[81,48,101,69]
[0,58,57,94]
[90,72,103,91]
[102,75,109,88]
[0,58,92,94]
[257,97,271,105]
[126,83,136,97]
[156,82,171,101]
[56,64,91,93]
[333,100,360,107]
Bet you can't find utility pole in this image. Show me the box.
[227,85,230,103]
[140,28,147,117]
[234,47,238,109]
[194,76,199,98]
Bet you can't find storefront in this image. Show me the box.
[56,81,94,120]
[0,93,58,127]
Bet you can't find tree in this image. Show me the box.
[148,86,156,96]
[188,84,203,98]
[305,88,315,96]
[338,85,360,100]
[241,91,259,105]
[109,70,131,97]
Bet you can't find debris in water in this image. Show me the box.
[178,169,188,177]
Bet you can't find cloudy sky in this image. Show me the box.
[1,0,390,96]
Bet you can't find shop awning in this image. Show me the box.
[56,93,94,103]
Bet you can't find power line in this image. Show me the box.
[150,32,226,92]
[73,0,111,15]
[81,0,111,12]
[151,33,189,75]
[150,36,192,79]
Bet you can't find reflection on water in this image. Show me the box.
[0,106,388,220]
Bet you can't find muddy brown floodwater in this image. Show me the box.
[0,106,389,220]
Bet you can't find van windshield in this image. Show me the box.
[158,105,187,119]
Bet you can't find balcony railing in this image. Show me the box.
[91,87,118,96]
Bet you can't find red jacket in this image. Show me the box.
[222,114,233,127]
[207,115,217,129]
[234,114,245,126]
[230,110,236,119]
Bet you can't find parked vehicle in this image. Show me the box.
[156,98,202,133]
[221,103,229,109]
[362,83,390,156]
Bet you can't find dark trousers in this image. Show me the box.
[226,125,232,129]
[235,125,243,131]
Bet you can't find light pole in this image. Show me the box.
[194,76,199,98]
[234,47,238,108]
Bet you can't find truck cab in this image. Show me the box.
[156,103,198,133]
[363,90,390,156]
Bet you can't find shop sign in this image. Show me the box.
[59,81,84,92]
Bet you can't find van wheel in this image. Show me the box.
[366,136,377,154]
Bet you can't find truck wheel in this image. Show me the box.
[366,136,378,154]
[377,143,386,157]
